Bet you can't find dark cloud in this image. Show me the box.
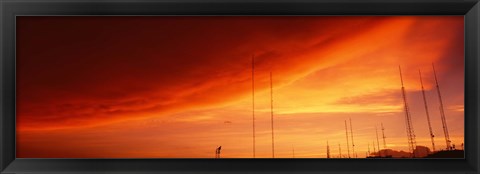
[17,16,392,129]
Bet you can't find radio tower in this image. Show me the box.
[399,66,417,157]
[376,126,382,156]
[338,143,342,158]
[432,64,451,150]
[381,123,388,157]
[270,72,275,158]
[252,55,256,158]
[327,141,331,158]
[345,120,350,158]
[381,123,387,149]
[368,143,371,156]
[419,70,436,152]
[349,118,355,158]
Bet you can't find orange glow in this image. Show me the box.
[16,16,464,158]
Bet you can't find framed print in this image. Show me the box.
[1,0,479,173]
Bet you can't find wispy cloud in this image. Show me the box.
[16,16,464,158]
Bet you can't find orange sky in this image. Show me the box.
[16,16,464,158]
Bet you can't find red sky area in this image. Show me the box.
[16,16,464,158]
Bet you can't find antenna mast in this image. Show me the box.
[252,55,256,158]
[270,71,275,158]
[419,70,436,152]
[376,126,381,156]
[381,123,389,157]
[381,123,387,149]
[345,120,350,158]
[349,118,355,158]
[292,145,295,158]
[432,63,451,150]
[338,143,342,158]
[368,142,371,156]
[399,66,417,157]
[327,141,330,158]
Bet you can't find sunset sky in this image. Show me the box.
[16,16,464,158]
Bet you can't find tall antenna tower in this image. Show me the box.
[381,123,387,149]
[252,55,256,158]
[399,66,417,157]
[345,120,351,158]
[338,143,342,158]
[381,123,388,157]
[327,141,331,158]
[373,140,376,154]
[349,118,355,158]
[368,142,371,156]
[270,71,275,158]
[376,126,381,157]
[432,63,451,150]
[419,70,436,152]
[292,145,295,158]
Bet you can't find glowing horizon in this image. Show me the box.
[16,16,464,158]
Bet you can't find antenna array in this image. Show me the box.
[433,64,451,150]
[419,70,436,152]
[345,120,351,158]
[399,66,417,157]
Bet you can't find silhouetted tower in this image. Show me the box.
[252,55,256,158]
[270,72,275,158]
[381,123,388,157]
[338,143,342,158]
[399,66,417,157]
[349,118,355,157]
[376,126,381,151]
[432,63,451,150]
[327,141,331,158]
[419,70,436,152]
[381,123,387,149]
[215,146,222,158]
[373,140,376,154]
[345,120,351,158]
[376,126,381,156]
[368,142,371,156]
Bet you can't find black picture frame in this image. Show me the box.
[1,0,479,173]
